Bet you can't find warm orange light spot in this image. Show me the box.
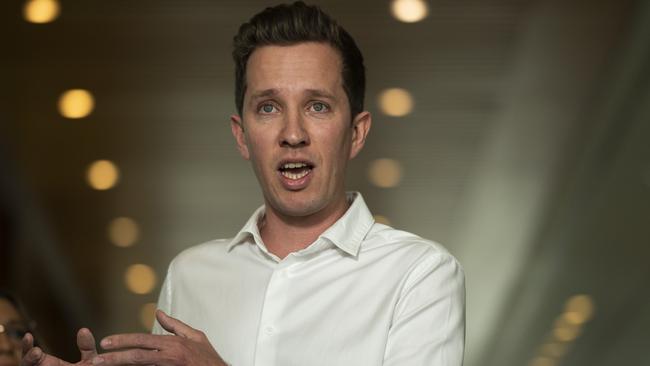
[23,0,60,24]
[378,88,414,117]
[528,356,556,366]
[108,217,140,247]
[390,0,429,23]
[87,160,119,190]
[58,89,95,119]
[124,264,157,295]
[563,294,595,325]
[373,215,392,226]
[539,342,567,358]
[553,316,581,342]
[368,159,403,188]
[139,302,158,330]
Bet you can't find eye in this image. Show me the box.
[309,102,329,113]
[258,103,278,114]
[3,325,29,341]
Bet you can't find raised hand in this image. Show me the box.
[93,310,227,366]
[21,328,98,366]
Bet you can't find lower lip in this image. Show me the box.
[278,169,313,190]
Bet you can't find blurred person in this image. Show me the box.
[0,291,38,366]
[22,2,465,365]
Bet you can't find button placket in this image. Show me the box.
[253,266,291,366]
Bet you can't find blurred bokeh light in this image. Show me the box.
[378,88,414,117]
[563,294,595,325]
[58,89,95,119]
[540,343,567,358]
[139,302,157,330]
[528,357,556,366]
[108,217,140,248]
[553,317,581,342]
[368,158,403,188]
[373,215,391,226]
[124,264,157,295]
[23,0,60,24]
[390,0,428,23]
[86,160,119,191]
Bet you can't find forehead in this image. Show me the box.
[0,298,21,324]
[245,42,344,95]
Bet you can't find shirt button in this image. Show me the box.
[264,326,274,336]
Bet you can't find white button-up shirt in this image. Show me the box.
[153,192,465,366]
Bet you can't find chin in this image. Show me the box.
[269,191,328,218]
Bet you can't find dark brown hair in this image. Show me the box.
[232,1,365,119]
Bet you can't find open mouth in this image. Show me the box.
[278,161,314,180]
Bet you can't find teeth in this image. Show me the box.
[281,169,310,180]
[282,162,307,169]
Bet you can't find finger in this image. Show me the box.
[22,332,34,358]
[100,333,168,351]
[22,346,45,366]
[77,328,98,360]
[91,349,162,366]
[156,310,201,341]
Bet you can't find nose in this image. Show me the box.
[279,109,309,148]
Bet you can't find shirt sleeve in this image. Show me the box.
[383,251,466,366]
[151,261,174,335]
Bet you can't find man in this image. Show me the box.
[22,2,465,365]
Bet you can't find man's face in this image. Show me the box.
[231,42,370,219]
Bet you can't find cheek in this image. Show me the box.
[333,126,353,152]
[319,127,352,167]
[245,132,272,159]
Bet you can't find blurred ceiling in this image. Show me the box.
[1,0,649,365]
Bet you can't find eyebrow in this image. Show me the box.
[248,88,337,102]
[249,89,279,100]
[304,89,336,101]
[3,320,27,327]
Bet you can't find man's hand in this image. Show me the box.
[92,310,227,366]
[22,328,98,366]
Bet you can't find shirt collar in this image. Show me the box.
[227,205,266,252]
[227,192,375,257]
[319,192,374,257]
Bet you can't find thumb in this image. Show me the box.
[21,333,34,359]
[76,328,98,361]
[155,310,201,341]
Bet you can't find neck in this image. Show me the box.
[260,193,350,259]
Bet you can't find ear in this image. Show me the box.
[349,111,372,159]
[230,114,250,160]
